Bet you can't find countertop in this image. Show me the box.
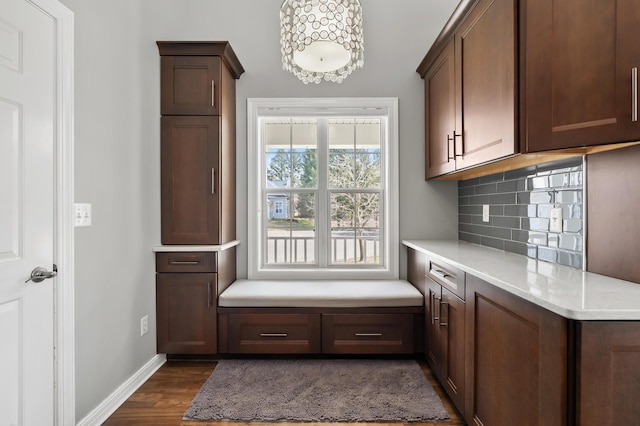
[152,240,239,252]
[403,239,640,320]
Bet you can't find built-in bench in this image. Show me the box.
[217,279,425,355]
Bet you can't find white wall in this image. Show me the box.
[63,0,459,420]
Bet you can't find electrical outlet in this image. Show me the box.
[482,205,490,222]
[550,207,563,233]
[74,203,92,227]
[140,315,149,336]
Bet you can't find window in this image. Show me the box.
[248,98,399,279]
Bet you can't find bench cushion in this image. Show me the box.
[218,279,424,308]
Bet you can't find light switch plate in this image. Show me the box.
[74,203,92,227]
[482,205,490,222]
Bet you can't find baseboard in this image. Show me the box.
[76,353,166,426]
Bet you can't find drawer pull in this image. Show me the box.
[355,333,383,337]
[260,333,288,337]
[633,67,638,122]
[169,260,199,265]
[432,269,453,280]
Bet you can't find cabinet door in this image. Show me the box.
[161,116,222,244]
[577,321,640,426]
[440,287,465,413]
[425,279,443,376]
[523,0,640,152]
[454,0,517,169]
[425,40,456,179]
[156,273,217,354]
[465,276,567,425]
[161,56,221,116]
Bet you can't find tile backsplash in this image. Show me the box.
[458,157,584,269]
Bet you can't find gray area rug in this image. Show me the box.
[183,359,450,422]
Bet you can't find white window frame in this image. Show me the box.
[247,98,399,279]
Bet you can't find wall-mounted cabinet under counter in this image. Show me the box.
[405,240,640,426]
[418,0,640,180]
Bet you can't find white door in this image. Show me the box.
[0,0,57,425]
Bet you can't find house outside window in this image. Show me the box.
[247,98,399,279]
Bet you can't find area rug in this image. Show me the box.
[183,359,450,422]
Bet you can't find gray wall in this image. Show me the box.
[62,0,459,420]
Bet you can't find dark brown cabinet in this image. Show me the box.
[425,259,466,413]
[423,40,456,178]
[155,249,236,355]
[160,116,234,245]
[465,275,568,425]
[219,313,322,354]
[523,0,640,152]
[419,0,517,179]
[157,42,244,245]
[218,309,420,355]
[322,314,415,354]
[407,245,640,425]
[576,321,640,425]
[156,272,218,354]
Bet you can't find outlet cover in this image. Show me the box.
[482,205,490,222]
[140,315,149,336]
[550,207,563,233]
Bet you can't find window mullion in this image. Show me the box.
[317,117,329,268]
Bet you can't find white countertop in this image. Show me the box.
[152,240,240,252]
[403,239,640,320]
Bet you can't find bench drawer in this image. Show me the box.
[221,313,321,354]
[322,314,415,354]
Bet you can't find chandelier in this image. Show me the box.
[280,0,364,84]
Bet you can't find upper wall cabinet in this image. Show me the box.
[522,0,640,152]
[158,42,244,116]
[419,0,517,179]
[419,0,640,180]
[157,42,244,245]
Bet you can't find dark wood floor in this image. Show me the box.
[103,357,466,426]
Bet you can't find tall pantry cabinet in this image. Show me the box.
[155,42,244,354]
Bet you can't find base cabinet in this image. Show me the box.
[322,314,415,354]
[465,275,568,425]
[219,313,321,354]
[155,248,236,355]
[576,321,640,425]
[218,310,420,355]
[407,246,640,425]
[424,258,466,413]
[156,272,217,354]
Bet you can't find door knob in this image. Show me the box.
[25,265,57,283]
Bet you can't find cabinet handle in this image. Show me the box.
[439,301,448,327]
[453,131,463,157]
[432,269,453,280]
[260,333,288,337]
[211,80,215,108]
[632,67,638,122]
[169,260,199,265]
[432,293,442,325]
[355,333,383,337]
[207,281,212,308]
[447,134,454,161]
[211,168,216,194]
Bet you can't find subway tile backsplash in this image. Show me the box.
[458,157,584,269]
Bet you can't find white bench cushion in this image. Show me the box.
[218,279,424,308]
